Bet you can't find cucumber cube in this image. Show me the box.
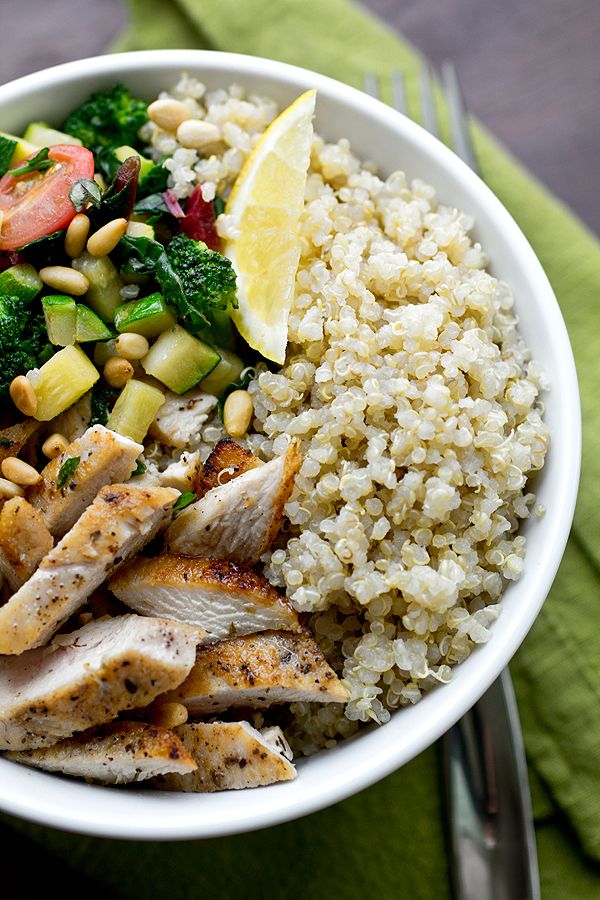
[126,221,155,240]
[23,122,83,147]
[106,379,165,442]
[199,348,245,396]
[75,305,114,342]
[42,295,77,346]
[141,325,220,395]
[72,252,124,322]
[30,345,99,421]
[0,264,43,302]
[114,145,154,179]
[114,293,176,338]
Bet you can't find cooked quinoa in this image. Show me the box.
[142,75,550,753]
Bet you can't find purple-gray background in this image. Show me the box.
[1,0,598,234]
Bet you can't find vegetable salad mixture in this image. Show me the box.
[0,76,548,789]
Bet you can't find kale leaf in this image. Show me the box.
[0,297,52,398]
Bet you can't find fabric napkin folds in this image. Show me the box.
[3,1,600,897]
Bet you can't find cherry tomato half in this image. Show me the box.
[0,145,94,251]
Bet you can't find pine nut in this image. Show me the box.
[9,375,37,417]
[103,356,134,388]
[148,98,191,132]
[149,702,189,729]
[64,213,90,258]
[1,456,41,487]
[86,218,128,257]
[0,477,24,500]
[223,390,254,438]
[42,432,70,459]
[115,332,150,361]
[176,119,222,149]
[39,266,89,296]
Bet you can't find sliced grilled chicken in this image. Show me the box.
[6,721,197,784]
[50,392,92,442]
[148,389,217,449]
[0,484,180,655]
[110,554,299,640]
[0,498,53,591]
[0,614,199,750]
[160,450,203,492]
[28,424,144,538]
[166,442,301,562]
[162,629,348,714]
[0,419,42,465]
[194,438,261,499]
[156,722,296,792]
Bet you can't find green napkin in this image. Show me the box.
[5,1,600,896]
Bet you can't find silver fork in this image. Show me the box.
[365,65,541,900]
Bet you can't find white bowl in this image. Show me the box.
[0,50,580,840]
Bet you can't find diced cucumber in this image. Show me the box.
[72,252,124,322]
[93,339,118,367]
[199,348,245,396]
[75,305,114,342]
[0,264,43,302]
[23,122,82,147]
[106,379,165,442]
[0,135,17,178]
[114,292,176,338]
[42,295,77,346]
[0,130,40,170]
[114,145,154,179]
[126,220,155,240]
[30,345,99,421]
[141,325,220,395]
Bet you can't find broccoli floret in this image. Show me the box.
[61,83,148,154]
[165,233,237,334]
[0,297,52,398]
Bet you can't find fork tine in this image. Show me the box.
[391,69,407,115]
[363,73,380,100]
[419,64,439,138]
[441,60,478,172]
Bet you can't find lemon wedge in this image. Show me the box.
[225,89,316,364]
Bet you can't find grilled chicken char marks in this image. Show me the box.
[0,484,180,656]
[156,721,296,792]
[163,629,348,715]
[28,424,144,538]
[193,438,261,499]
[0,614,200,751]
[6,721,197,784]
[166,441,301,562]
[109,554,299,640]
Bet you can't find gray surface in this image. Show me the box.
[0,0,597,235]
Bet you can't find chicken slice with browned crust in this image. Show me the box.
[6,721,197,784]
[162,629,348,715]
[110,554,299,640]
[0,484,180,656]
[156,722,296,792]
[0,615,199,751]
[193,438,261,499]
[0,419,42,465]
[28,424,144,538]
[0,497,53,591]
[166,442,301,562]
[148,388,217,449]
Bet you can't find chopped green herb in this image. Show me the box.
[70,178,102,212]
[173,491,197,511]
[57,456,80,488]
[90,381,117,427]
[132,459,146,477]
[8,147,54,177]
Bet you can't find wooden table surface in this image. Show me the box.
[0,0,598,235]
